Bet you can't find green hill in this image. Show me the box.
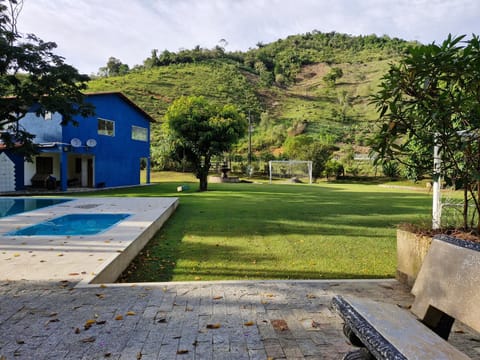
[87,31,415,170]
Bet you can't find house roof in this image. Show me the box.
[85,92,156,123]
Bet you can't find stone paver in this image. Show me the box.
[0,279,479,359]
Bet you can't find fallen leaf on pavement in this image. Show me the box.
[311,321,321,328]
[84,319,96,329]
[81,336,96,343]
[206,323,221,329]
[271,319,289,331]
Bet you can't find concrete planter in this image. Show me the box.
[396,229,432,287]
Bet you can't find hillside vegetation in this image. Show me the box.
[87,31,415,172]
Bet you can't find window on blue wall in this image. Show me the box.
[131,125,147,141]
[98,118,115,136]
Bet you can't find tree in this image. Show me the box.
[143,49,161,69]
[98,56,129,77]
[283,135,336,180]
[370,34,480,231]
[0,0,94,157]
[165,96,247,191]
[323,66,343,85]
[324,159,344,179]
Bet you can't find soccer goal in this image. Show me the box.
[268,160,313,184]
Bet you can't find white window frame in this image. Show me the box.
[98,118,115,136]
[131,125,148,142]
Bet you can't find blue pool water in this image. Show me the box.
[6,213,131,236]
[0,198,71,218]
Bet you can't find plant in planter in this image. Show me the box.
[370,35,480,285]
[370,34,480,234]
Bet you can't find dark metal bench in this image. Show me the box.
[331,235,480,359]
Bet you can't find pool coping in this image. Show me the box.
[0,197,178,285]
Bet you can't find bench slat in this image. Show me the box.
[332,295,470,360]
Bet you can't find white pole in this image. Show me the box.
[308,161,313,184]
[269,160,272,184]
[432,138,442,230]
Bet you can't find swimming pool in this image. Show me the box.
[5,213,131,236]
[0,198,71,218]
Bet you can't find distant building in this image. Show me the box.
[0,92,154,192]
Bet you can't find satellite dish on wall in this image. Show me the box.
[70,138,82,147]
[86,139,97,148]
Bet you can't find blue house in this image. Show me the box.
[0,92,154,192]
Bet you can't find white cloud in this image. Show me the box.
[15,0,480,74]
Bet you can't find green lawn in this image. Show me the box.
[79,173,432,282]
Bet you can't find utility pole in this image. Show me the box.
[248,111,252,164]
[248,111,253,177]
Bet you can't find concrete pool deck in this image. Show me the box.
[0,197,178,284]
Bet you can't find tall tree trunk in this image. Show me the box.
[199,171,208,191]
[197,156,211,192]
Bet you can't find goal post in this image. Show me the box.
[268,160,313,184]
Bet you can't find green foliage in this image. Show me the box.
[324,160,344,179]
[371,34,480,230]
[323,66,343,85]
[88,32,412,169]
[101,31,410,86]
[0,0,94,158]
[282,135,336,180]
[382,161,400,179]
[98,56,129,77]
[399,139,432,181]
[89,62,261,121]
[165,96,247,191]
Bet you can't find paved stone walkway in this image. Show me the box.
[0,279,479,360]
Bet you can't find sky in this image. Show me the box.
[15,0,480,75]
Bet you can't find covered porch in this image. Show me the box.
[24,143,95,191]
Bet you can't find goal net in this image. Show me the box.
[268,160,313,184]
